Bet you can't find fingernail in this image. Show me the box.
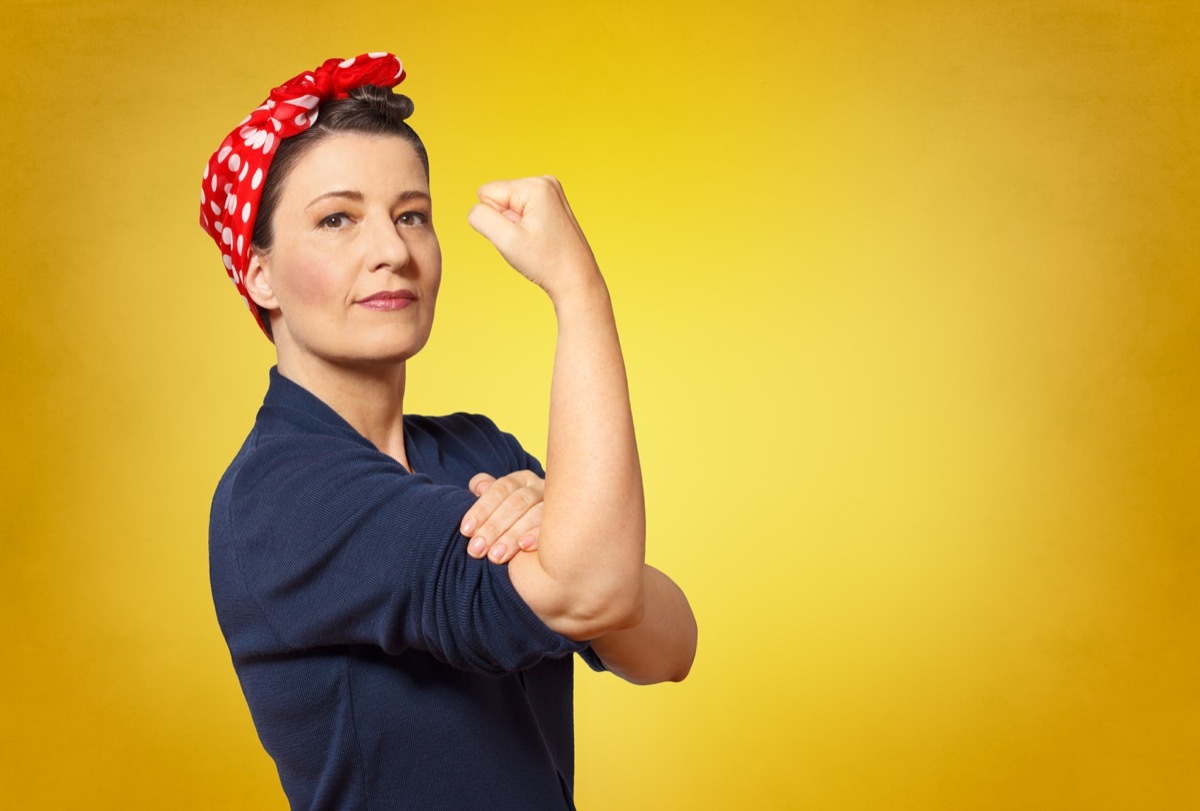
[489,543,507,562]
[469,537,485,557]
[461,518,476,535]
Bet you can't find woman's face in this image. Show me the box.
[247,133,441,369]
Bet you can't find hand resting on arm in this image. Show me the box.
[460,470,544,564]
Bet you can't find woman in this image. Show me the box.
[201,53,696,810]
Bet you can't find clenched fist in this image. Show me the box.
[467,176,602,298]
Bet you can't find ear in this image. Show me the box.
[243,250,279,311]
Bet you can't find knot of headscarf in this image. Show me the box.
[199,52,407,339]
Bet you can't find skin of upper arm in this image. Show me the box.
[506,548,644,642]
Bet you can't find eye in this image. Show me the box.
[397,211,428,227]
[319,212,350,229]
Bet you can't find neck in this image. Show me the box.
[276,349,411,470]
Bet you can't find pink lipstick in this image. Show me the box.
[357,289,416,311]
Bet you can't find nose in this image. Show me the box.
[366,212,410,273]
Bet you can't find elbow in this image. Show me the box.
[670,639,697,682]
[628,663,691,686]
[605,606,698,686]
[612,636,696,685]
[651,607,699,684]
[663,617,699,684]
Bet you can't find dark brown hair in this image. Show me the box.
[250,84,428,254]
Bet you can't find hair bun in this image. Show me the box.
[349,84,415,123]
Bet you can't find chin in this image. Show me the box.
[353,328,433,366]
[279,319,434,370]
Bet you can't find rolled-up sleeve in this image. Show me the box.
[220,434,587,674]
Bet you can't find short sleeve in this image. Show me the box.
[215,432,587,675]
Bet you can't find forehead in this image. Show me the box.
[279,133,429,204]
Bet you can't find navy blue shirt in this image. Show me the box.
[210,369,602,810]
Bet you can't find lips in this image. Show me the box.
[357,289,416,310]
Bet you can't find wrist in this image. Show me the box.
[547,266,609,315]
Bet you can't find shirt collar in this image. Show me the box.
[258,366,370,446]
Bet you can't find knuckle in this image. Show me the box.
[510,506,539,532]
[484,487,513,508]
[512,489,538,512]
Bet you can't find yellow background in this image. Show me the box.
[2,1,1197,807]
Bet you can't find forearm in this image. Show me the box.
[590,565,697,684]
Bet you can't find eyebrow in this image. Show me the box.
[304,189,431,210]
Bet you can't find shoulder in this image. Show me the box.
[406,412,543,478]
[209,417,403,557]
[405,411,505,444]
[219,423,378,498]
[215,372,395,502]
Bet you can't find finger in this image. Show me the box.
[476,179,523,214]
[466,473,543,559]
[477,190,524,224]
[461,470,543,557]
[470,484,542,559]
[467,202,522,255]
[468,472,496,496]
[484,482,547,563]
[460,474,519,539]
[518,526,539,551]
[488,503,543,564]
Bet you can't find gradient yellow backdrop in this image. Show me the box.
[2,1,1197,808]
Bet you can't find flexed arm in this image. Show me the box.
[468,177,696,682]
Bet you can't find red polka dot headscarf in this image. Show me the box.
[200,52,407,339]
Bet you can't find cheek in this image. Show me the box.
[279,252,344,314]
[426,244,443,296]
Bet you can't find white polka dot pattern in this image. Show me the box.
[199,52,407,339]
